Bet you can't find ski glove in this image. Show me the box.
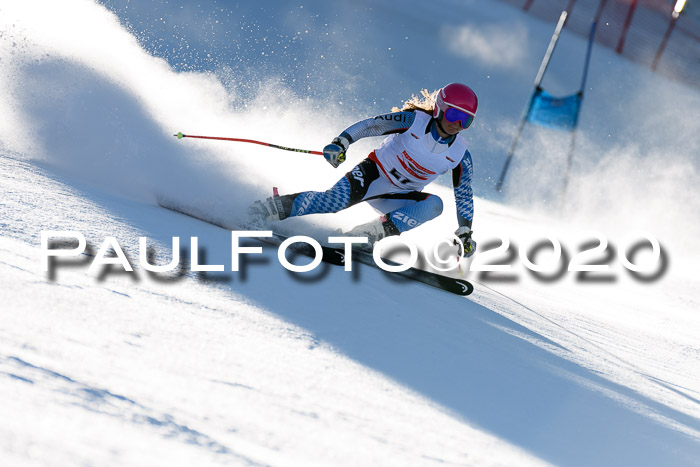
[454,226,476,258]
[323,136,349,168]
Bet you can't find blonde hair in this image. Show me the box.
[392,88,439,115]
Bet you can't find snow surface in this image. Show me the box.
[1,0,700,465]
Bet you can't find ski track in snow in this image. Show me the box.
[1,155,549,466]
[2,150,700,466]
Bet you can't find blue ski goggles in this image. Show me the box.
[444,107,475,129]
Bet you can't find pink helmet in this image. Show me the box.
[433,83,478,129]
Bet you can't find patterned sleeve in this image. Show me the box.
[452,150,474,228]
[339,111,416,144]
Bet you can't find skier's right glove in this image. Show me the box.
[454,226,477,258]
[323,136,349,168]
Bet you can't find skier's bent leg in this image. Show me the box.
[385,194,443,233]
[345,194,443,244]
[287,176,353,217]
[248,177,351,224]
[273,158,380,218]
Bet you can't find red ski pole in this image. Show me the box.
[174,132,323,156]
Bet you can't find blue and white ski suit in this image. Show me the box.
[283,110,474,233]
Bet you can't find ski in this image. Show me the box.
[156,196,347,262]
[316,246,473,296]
[157,198,473,296]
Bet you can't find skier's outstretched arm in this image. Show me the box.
[322,111,417,167]
[452,150,476,257]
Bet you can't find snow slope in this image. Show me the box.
[1,0,700,465]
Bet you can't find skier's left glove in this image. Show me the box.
[454,226,476,258]
[323,136,349,168]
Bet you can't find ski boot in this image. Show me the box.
[247,188,294,227]
[341,215,400,251]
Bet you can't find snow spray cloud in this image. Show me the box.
[0,0,249,205]
[441,23,529,70]
[496,44,700,261]
[0,0,351,226]
[500,127,700,263]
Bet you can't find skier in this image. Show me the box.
[249,82,478,257]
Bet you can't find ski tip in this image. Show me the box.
[456,279,474,296]
[175,132,185,139]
